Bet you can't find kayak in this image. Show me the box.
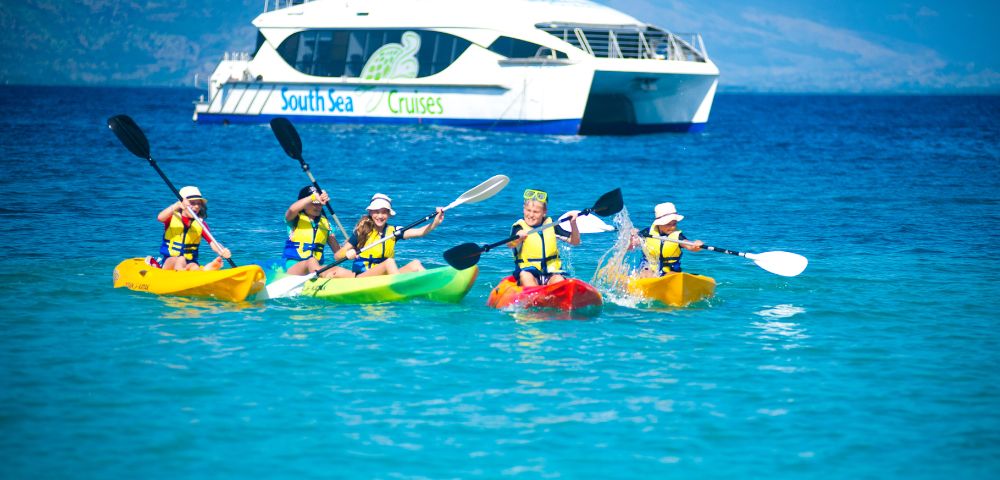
[266,265,478,304]
[627,272,715,307]
[112,258,265,302]
[487,276,603,312]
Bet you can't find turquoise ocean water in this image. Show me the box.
[1,86,998,478]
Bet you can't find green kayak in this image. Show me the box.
[265,264,478,304]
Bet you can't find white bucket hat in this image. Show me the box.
[179,186,206,202]
[366,193,396,216]
[653,202,683,225]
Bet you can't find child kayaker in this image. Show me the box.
[507,188,579,286]
[332,193,444,277]
[281,185,350,277]
[155,186,231,271]
[630,202,703,276]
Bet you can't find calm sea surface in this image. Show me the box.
[1,86,998,478]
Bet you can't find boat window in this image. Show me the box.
[277,29,472,78]
[488,36,567,59]
[255,31,266,58]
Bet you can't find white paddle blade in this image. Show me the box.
[262,273,313,299]
[748,251,808,277]
[447,174,509,209]
[558,210,615,234]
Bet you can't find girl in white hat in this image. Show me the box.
[631,202,703,277]
[331,193,444,277]
[153,186,231,271]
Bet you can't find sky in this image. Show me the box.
[1,0,997,93]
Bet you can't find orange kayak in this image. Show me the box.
[487,276,603,312]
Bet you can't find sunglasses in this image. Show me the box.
[523,189,548,203]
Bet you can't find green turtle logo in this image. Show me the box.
[360,31,421,112]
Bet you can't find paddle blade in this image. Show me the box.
[261,272,313,299]
[748,251,809,277]
[559,210,615,234]
[448,174,510,209]
[443,243,484,270]
[107,114,151,159]
[269,117,303,160]
[590,188,624,217]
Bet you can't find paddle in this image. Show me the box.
[559,210,615,233]
[269,117,350,241]
[261,174,511,299]
[654,236,808,277]
[443,188,624,270]
[107,114,238,268]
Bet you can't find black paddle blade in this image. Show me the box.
[443,242,484,270]
[590,188,624,217]
[269,117,303,160]
[107,114,151,159]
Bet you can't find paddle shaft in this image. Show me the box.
[297,160,350,242]
[147,157,238,268]
[653,235,748,258]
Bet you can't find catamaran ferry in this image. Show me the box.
[193,0,720,135]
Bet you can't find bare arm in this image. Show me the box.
[333,241,357,262]
[403,208,444,239]
[285,191,329,222]
[560,213,581,246]
[157,200,185,223]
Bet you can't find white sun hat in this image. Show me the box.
[366,193,396,216]
[179,186,206,202]
[653,202,684,225]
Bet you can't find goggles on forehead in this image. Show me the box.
[523,189,548,203]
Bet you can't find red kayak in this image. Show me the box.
[487,276,603,312]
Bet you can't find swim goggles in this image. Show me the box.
[523,189,548,203]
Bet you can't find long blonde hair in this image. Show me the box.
[353,214,377,248]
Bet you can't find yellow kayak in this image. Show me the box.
[113,258,266,302]
[628,272,716,307]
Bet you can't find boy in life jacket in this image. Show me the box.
[631,202,703,277]
[281,185,350,277]
[154,186,231,271]
[508,188,579,286]
[332,193,444,278]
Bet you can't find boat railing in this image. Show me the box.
[263,0,315,12]
[538,24,708,62]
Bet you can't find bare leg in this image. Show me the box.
[637,267,658,278]
[518,270,539,287]
[547,274,566,284]
[286,258,320,275]
[202,257,224,271]
[319,266,354,278]
[162,256,188,271]
[358,258,399,277]
[398,259,424,273]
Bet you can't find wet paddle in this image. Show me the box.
[107,114,237,268]
[269,117,350,242]
[654,236,808,277]
[559,210,615,233]
[261,174,510,299]
[443,188,624,270]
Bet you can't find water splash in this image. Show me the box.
[590,207,647,308]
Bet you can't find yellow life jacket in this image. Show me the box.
[513,218,562,274]
[357,225,397,269]
[643,226,683,274]
[283,213,331,262]
[159,213,204,262]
